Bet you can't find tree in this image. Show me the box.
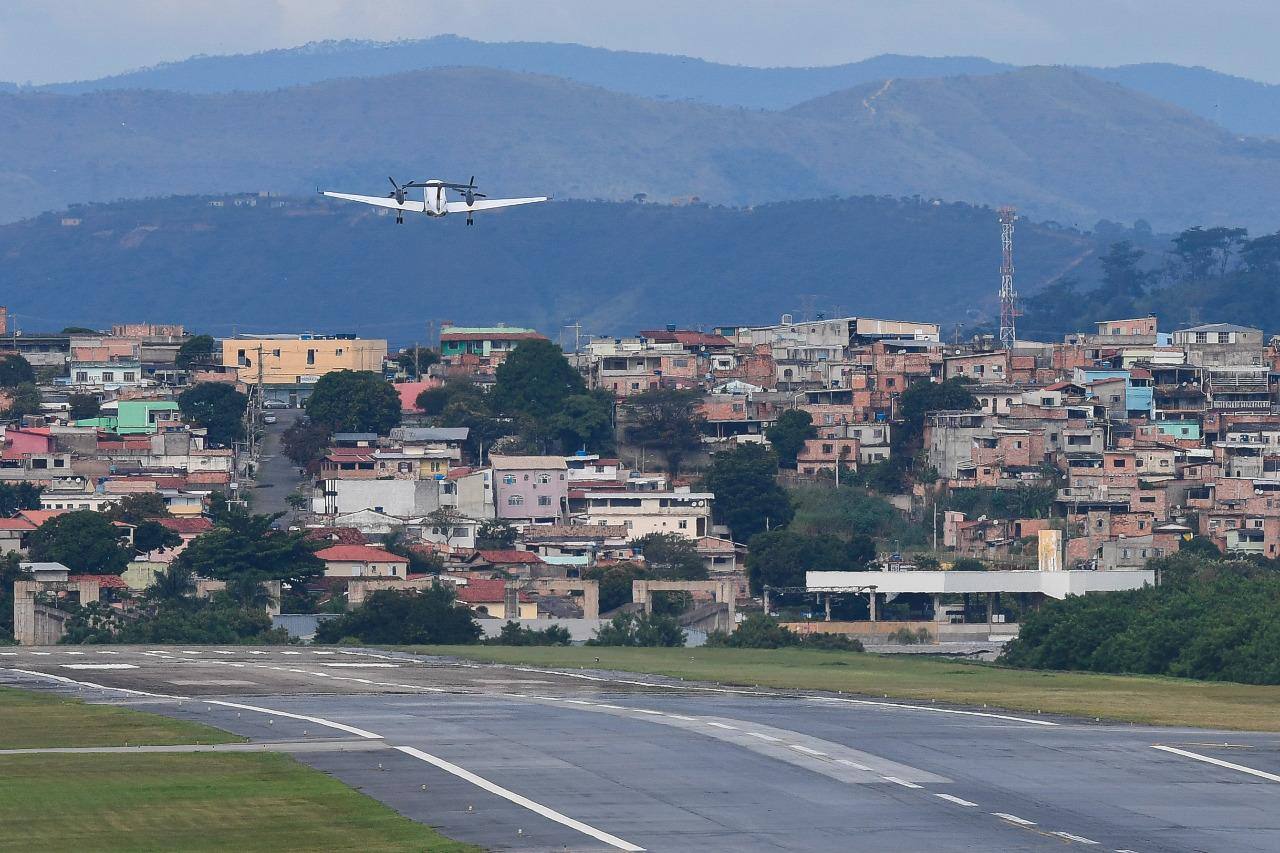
[0,354,34,388]
[489,620,571,646]
[315,585,482,645]
[1171,226,1248,278]
[702,443,791,542]
[490,339,585,421]
[1241,232,1280,274]
[425,507,470,547]
[282,419,332,473]
[551,390,615,454]
[67,393,101,420]
[146,563,195,603]
[582,561,649,612]
[175,334,216,368]
[1097,241,1150,300]
[587,612,685,647]
[633,532,706,580]
[132,520,182,555]
[476,519,517,550]
[61,326,98,334]
[709,613,800,648]
[4,383,42,419]
[173,507,324,606]
[745,530,874,593]
[897,377,977,453]
[394,346,439,379]
[950,557,987,571]
[0,482,43,516]
[27,511,133,575]
[104,493,170,524]
[0,555,30,641]
[623,388,704,476]
[415,386,449,415]
[305,370,401,435]
[178,382,247,446]
[766,409,816,468]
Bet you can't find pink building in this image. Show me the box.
[491,455,568,523]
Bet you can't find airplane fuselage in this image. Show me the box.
[422,181,449,217]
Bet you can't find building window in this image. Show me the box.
[538,474,550,485]
[678,519,688,529]
[307,349,316,365]
[538,496,552,506]
[508,495,524,506]
[502,475,516,485]
[102,372,114,382]
[123,372,135,382]
[75,371,88,383]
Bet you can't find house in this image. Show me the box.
[452,577,538,619]
[68,359,146,390]
[0,517,36,554]
[221,334,388,405]
[572,489,713,538]
[315,544,410,578]
[439,326,546,371]
[491,455,568,523]
[463,549,547,577]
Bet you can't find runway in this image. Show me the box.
[3,646,1278,851]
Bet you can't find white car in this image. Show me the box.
[262,399,290,409]
[262,414,278,425]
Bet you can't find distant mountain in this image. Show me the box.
[41,36,1011,106]
[2,66,1278,231]
[32,36,1280,137]
[0,194,1126,339]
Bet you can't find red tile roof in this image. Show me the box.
[155,517,214,535]
[315,544,408,563]
[67,574,129,589]
[0,517,36,530]
[454,577,533,603]
[303,526,367,545]
[474,549,543,564]
[18,509,67,527]
[394,380,440,412]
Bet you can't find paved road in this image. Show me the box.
[3,646,1278,852]
[250,407,306,519]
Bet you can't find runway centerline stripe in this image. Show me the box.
[1151,744,1280,783]
[202,699,382,739]
[882,776,922,789]
[836,758,872,771]
[992,813,1036,826]
[747,732,781,742]
[393,745,645,851]
[1051,831,1099,844]
[789,744,827,757]
[935,793,978,806]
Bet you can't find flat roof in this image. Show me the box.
[808,569,1154,600]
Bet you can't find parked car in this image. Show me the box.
[262,399,290,409]
[262,414,278,424]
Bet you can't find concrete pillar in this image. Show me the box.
[13,581,36,646]
[581,581,600,620]
[868,590,878,622]
[986,592,995,625]
[933,594,945,623]
[824,594,832,622]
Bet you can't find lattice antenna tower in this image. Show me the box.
[998,206,1017,349]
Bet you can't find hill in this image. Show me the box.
[3,66,1280,230]
[0,194,1119,339]
[23,36,1280,137]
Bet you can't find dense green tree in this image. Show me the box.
[489,621,571,646]
[1180,535,1221,557]
[766,409,817,469]
[27,511,133,575]
[633,532,706,580]
[315,585,482,645]
[588,612,685,647]
[4,383,42,419]
[281,419,332,473]
[178,382,248,445]
[173,507,323,606]
[133,520,182,555]
[68,393,101,421]
[415,386,449,415]
[950,557,987,571]
[0,354,34,388]
[1171,225,1247,278]
[61,326,98,334]
[790,484,920,544]
[623,388,704,476]
[702,443,791,542]
[709,613,800,648]
[0,554,29,641]
[475,519,518,550]
[1240,232,1280,274]
[490,338,584,421]
[305,370,401,435]
[174,334,216,368]
[0,482,43,516]
[394,346,439,379]
[897,377,977,452]
[745,529,874,593]
[146,563,196,604]
[1097,241,1150,299]
[552,390,616,453]
[104,493,170,524]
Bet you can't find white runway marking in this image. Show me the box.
[1152,744,1280,783]
[394,745,645,851]
[322,662,398,668]
[202,699,382,739]
[168,680,258,687]
[63,651,84,655]
[935,793,978,807]
[882,776,922,789]
[836,758,872,771]
[747,732,781,742]
[992,813,1036,826]
[1051,831,1099,844]
[706,721,737,730]
[60,663,138,670]
[789,744,827,757]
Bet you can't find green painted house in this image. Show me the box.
[75,400,182,434]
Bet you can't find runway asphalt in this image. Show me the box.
[3,645,1278,852]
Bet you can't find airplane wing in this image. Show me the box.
[444,196,549,214]
[322,191,426,213]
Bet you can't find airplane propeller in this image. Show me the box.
[387,177,406,205]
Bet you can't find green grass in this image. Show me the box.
[0,753,478,852]
[0,686,241,749]
[404,645,1280,732]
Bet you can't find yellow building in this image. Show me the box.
[221,335,387,400]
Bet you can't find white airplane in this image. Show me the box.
[322,177,547,225]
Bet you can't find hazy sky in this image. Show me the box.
[2,0,1278,85]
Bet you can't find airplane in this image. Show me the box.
[321,177,548,225]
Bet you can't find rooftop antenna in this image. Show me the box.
[998,206,1018,350]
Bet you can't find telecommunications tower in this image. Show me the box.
[998,206,1017,349]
